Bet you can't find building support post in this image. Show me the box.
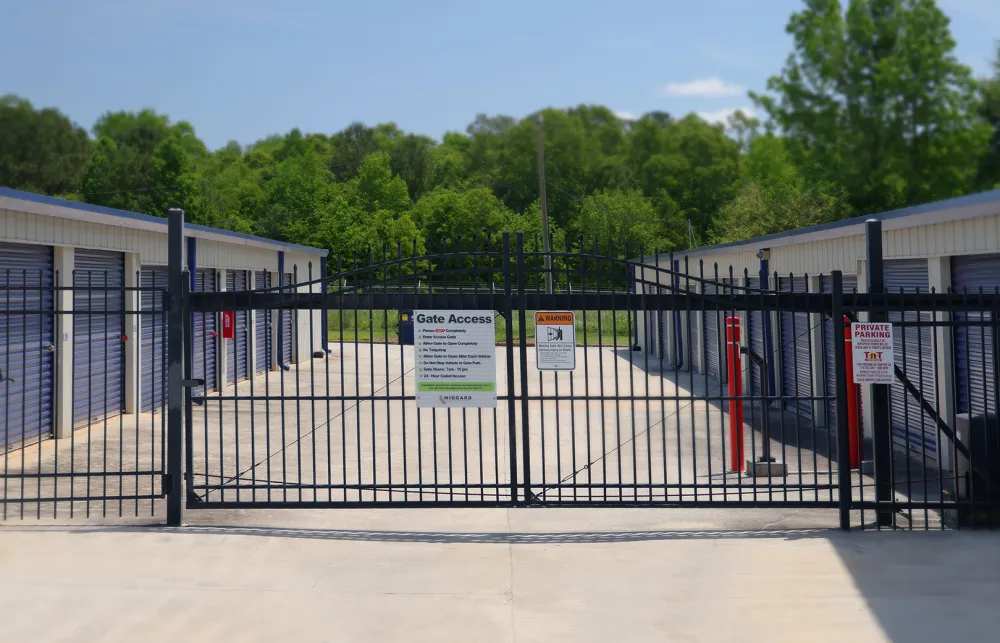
[123,252,140,414]
[53,246,74,439]
[928,256,956,471]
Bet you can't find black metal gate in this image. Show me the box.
[179,230,858,520]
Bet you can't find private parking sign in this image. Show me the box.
[534,311,576,371]
[851,322,894,384]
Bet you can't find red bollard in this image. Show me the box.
[726,317,745,472]
[843,315,862,469]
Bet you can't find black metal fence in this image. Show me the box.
[0,269,168,519]
[3,214,999,530]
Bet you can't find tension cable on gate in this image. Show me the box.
[534,312,834,501]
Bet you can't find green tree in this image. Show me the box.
[412,186,514,245]
[978,44,1000,189]
[149,134,197,215]
[574,189,668,255]
[0,95,92,195]
[752,0,989,214]
[389,133,435,200]
[712,135,849,242]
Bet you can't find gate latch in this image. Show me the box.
[181,379,206,387]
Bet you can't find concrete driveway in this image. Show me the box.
[1,507,999,642]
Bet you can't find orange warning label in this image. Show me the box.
[535,312,574,324]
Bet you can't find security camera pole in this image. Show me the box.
[535,113,553,294]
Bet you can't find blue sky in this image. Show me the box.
[2,0,997,150]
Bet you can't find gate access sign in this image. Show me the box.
[414,311,496,408]
[534,311,576,371]
[851,322,895,384]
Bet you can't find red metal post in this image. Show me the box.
[843,315,861,469]
[726,317,745,472]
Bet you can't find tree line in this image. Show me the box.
[1,0,998,268]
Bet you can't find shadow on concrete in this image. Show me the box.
[5,523,833,543]
[826,530,1000,642]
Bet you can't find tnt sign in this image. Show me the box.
[851,323,894,384]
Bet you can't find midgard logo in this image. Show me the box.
[439,395,473,404]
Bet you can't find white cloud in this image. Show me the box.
[658,77,745,98]
[696,107,757,125]
[614,110,638,121]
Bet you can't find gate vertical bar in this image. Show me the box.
[182,275,194,508]
[515,232,532,502]
[166,208,185,526]
[865,219,893,527]
[502,233,519,502]
[832,271,852,530]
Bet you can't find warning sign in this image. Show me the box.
[534,311,576,371]
[851,322,894,384]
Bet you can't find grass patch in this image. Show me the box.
[327,309,636,346]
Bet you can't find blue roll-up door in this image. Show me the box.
[952,254,1000,416]
[73,249,125,425]
[644,285,659,357]
[281,272,294,366]
[0,242,55,448]
[254,271,272,374]
[746,277,765,398]
[822,274,858,429]
[778,276,813,415]
[226,270,249,384]
[701,283,725,381]
[140,267,168,412]
[658,306,668,360]
[884,259,936,455]
[192,269,217,396]
[690,308,701,373]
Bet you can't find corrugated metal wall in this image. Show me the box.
[140,267,168,412]
[254,271,272,374]
[0,242,54,447]
[778,275,813,416]
[884,259,937,456]
[73,249,125,425]
[951,254,1000,416]
[226,270,249,384]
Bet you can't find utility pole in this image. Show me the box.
[535,114,553,294]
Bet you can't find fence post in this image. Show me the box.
[515,232,532,502]
[502,233,519,502]
[832,271,852,530]
[726,316,745,472]
[166,208,185,526]
[844,314,861,469]
[865,219,893,527]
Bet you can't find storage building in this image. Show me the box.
[637,188,1000,471]
[0,187,327,449]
